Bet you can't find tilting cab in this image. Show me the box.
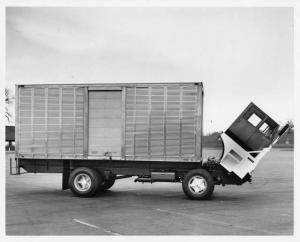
[220,102,287,179]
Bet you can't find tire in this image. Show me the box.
[69,167,101,197]
[182,169,214,200]
[102,175,116,191]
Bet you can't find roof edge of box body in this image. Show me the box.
[16,82,203,88]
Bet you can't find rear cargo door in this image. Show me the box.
[88,91,122,157]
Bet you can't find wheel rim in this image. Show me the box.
[74,173,92,192]
[188,175,207,194]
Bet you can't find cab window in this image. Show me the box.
[259,122,270,134]
[247,113,262,127]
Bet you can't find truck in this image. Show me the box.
[12,82,290,199]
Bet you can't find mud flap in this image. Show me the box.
[62,160,70,190]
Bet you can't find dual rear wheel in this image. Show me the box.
[69,167,115,197]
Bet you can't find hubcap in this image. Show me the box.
[188,176,207,194]
[74,173,92,192]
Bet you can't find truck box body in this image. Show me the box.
[15,83,203,162]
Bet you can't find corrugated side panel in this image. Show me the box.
[125,84,200,161]
[18,86,84,158]
[18,87,33,155]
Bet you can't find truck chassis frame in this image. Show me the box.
[17,157,251,191]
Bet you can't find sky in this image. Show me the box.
[5,7,294,134]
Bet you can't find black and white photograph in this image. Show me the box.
[3,0,297,239]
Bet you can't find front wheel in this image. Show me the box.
[182,169,214,200]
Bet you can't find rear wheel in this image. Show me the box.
[69,167,101,197]
[102,175,116,191]
[182,169,214,200]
